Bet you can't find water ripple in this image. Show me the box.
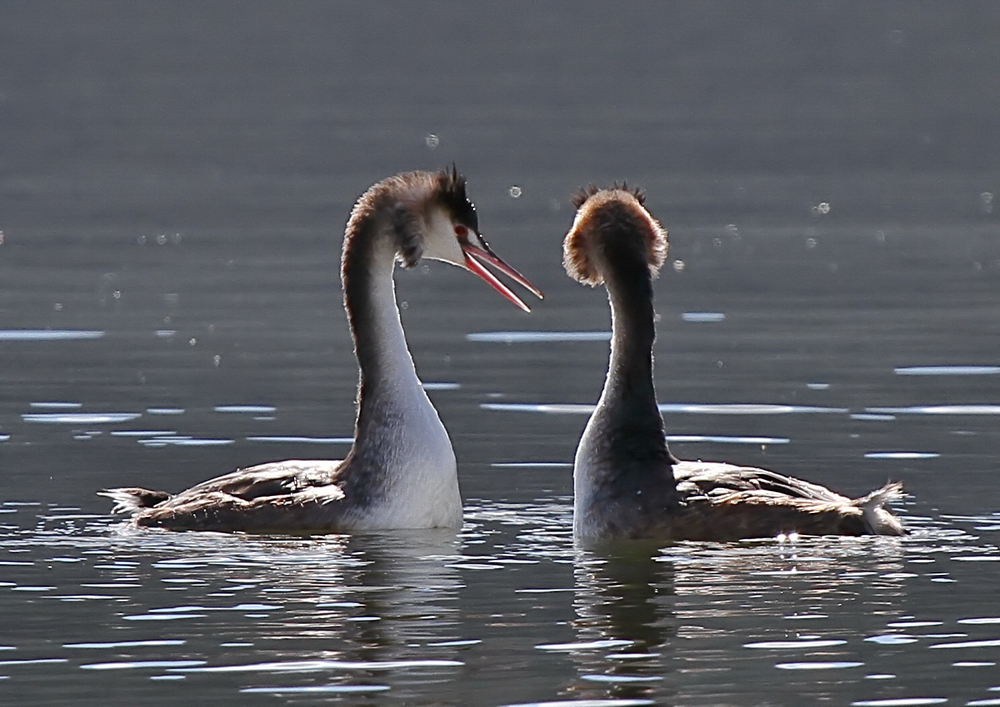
[499,700,655,707]
[744,639,846,649]
[536,640,634,652]
[929,639,1000,649]
[851,700,948,706]
[214,405,276,414]
[865,452,940,459]
[241,685,391,694]
[776,661,863,670]
[668,435,789,444]
[174,658,463,673]
[81,660,206,670]
[64,640,186,649]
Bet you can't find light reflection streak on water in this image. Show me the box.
[866,405,1000,415]
[482,402,849,415]
[0,330,105,341]
[22,413,143,424]
[467,331,612,343]
[894,366,1000,376]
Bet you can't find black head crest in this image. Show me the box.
[572,182,646,209]
[436,164,479,233]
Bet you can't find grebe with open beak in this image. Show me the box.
[564,185,904,542]
[103,167,542,532]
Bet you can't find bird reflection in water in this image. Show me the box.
[561,537,909,705]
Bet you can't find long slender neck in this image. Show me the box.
[342,219,433,441]
[597,267,672,457]
[575,248,679,500]
[328,176,462,530]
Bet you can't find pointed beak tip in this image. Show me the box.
[462,243,541,312]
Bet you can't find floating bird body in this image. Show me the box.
[564,186,904,543]
[103,168,541,533]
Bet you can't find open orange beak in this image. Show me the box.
[461,237,544,312]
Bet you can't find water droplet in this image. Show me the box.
[156,234,167,245]
[672,259,685,272]
[508,185,522,198]
[805,237,818,249]
[424,134,439,149]
[188,338,197,346]
[53,303,63,311]
[213,355,221,367]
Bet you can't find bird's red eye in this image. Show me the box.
[454,225,468,238]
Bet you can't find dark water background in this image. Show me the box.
[2,2,1000,705]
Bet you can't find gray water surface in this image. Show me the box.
[2,3,1000,705]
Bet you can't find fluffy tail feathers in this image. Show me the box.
[854,481,906,536]
[99,487,171,514]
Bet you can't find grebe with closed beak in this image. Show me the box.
[564,185,904,542]
[102,167,542,532]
